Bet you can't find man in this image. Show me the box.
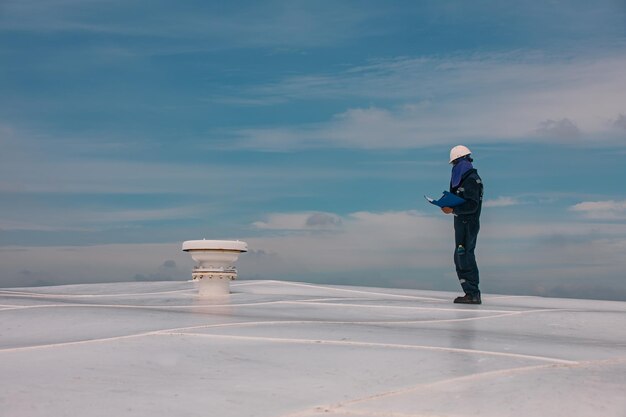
[441,145,484,304]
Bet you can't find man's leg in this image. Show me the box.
[454,218,480,297]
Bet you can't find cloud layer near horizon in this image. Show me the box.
[3,206,626,300]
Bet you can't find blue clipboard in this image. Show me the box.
[424,191,466,208]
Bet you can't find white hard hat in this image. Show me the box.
[449,145,471,164]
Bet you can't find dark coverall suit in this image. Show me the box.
[450,169,483,296]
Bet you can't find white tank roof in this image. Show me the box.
[182,239,248,252]
[3,281,625,417]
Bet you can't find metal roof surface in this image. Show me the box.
[1,280,625,417]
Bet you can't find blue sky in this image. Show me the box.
[1,0,626,300]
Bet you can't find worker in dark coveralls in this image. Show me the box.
[441,145,484,304]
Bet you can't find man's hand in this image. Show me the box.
[441,207,454,214]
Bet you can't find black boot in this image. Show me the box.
[454,292,481,304]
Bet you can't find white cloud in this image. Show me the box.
[483,197,520,208]
[3,206,212,231]
[0,242,193,287]
[245,210,451,273]
[229,52,626,150]
[204,212,615,291]
[79,206,210,224]
[247,208,626,274]
[0,211,450,287]
[481,221,626,240]
[3,211,626,299]
[0,0,376,49]
[0,124,377,196]
[0,221,90,233]
[534,118,580,139]
[569,200,626,220]
[253,212,343,231]
[612,114,626,131]
[240,207,626,289]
